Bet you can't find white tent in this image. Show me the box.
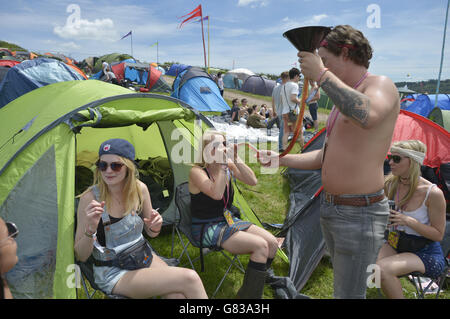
[227,68,255,82]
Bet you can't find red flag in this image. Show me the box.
[178,5,202,29]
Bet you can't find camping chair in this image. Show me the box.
[407,249,449,299]
[376,249,449,299]
[76,256,127,299]
[172,182,245,298]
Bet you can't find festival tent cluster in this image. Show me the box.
[0,58,86,108]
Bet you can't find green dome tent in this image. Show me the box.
[93,53,134,72]
[0,80,285,298]
[428,107,450,131]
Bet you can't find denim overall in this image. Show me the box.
[91,185,146,294]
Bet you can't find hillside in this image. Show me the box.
[396,79,450,94]
[0,40,26,52]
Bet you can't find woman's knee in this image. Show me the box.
[377,259,398,280]
[251,236,269,259]
[182,268,203,287]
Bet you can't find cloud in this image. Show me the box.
[53,17,119,42]
[237,0,269,8]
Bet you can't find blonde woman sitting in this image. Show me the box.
[75,138,207,299]
[188,130,278,299]
[376,140,446,299]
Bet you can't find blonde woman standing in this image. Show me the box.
[376,140,446,298]
[75,138,207,299]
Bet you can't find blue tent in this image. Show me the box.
[171,67,230,112]
[402,93,450,117]
[166,63,190,77]
[90,59,147,85]
[0,58,85,108]
[223,73,242,89]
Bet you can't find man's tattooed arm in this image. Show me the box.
[321,77,370,127]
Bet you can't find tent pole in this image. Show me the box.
[435,0,449,107]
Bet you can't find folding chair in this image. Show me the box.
[407,249,449,299]
[172,182,245,298]
[76,256,127,299]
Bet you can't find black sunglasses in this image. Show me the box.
[96,161,125,172]
[387,154,403,164]
[1,222,18,244]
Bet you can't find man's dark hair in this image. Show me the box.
[289,68,301,80]
[322,25,373,68]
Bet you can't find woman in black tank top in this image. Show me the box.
[189,130,279,299]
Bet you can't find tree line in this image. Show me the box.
[396,79,450,95]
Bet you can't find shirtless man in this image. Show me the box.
[260,25,400,298]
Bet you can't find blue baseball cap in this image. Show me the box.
[98,138,135,162]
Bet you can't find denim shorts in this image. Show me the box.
[414,241,446,278]
[192,217,252,248]
[320,190,389,299]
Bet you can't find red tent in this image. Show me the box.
[139,65,171,93]
[0,59,20,68]
[392,110,450,168]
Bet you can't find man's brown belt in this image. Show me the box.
[323,192,385,207]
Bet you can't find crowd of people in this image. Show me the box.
[228,67,320,153]
[231,99,276,129]
[1,24,447,300]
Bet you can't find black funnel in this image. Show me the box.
[283,26,332,52]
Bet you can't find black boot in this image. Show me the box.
[236,261,267,299]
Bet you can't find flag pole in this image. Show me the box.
[435,0,449,107]
[200,7,207,69]
[131,31,134,58]
[157,41,159,65]
[208,16,210,73]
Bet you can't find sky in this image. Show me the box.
[0,0,449,82]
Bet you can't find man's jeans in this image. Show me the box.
[278,115,284,151]
[320,190,389,298]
